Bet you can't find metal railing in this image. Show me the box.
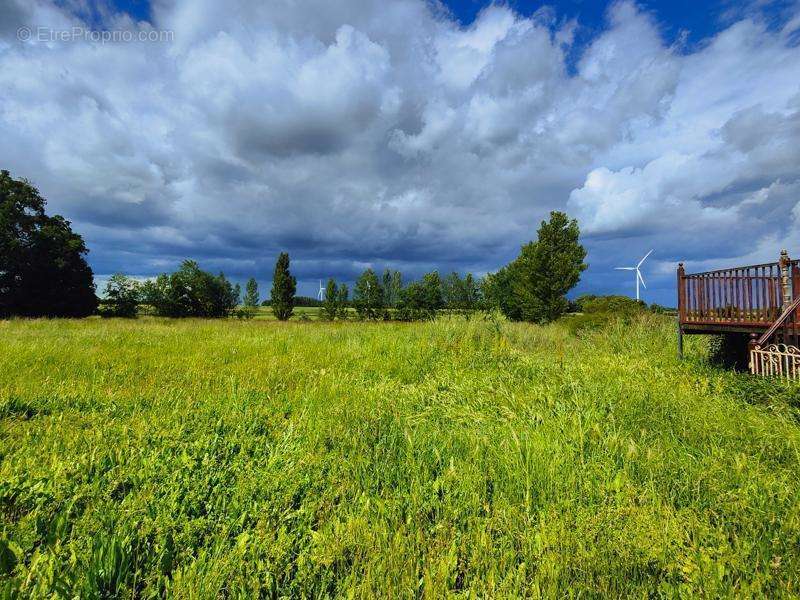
[750,344,800,380]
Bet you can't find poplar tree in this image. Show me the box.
[270,253,296,321]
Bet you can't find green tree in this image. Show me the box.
[443,272,481,311]
[512,211,587,323]
[0,170,97,317]
[421,271,443,313]
[397,281,426,320]
[140,261,238,318]
[382,269,402,308]
[322,278,339,320]
[270,252,296,321]
[337,283,349,320]
[353,269,383,319]
[244,278,259,308]
[482,266,523,320]
[442,272,465,309]
[100,274,140,318]
[463,273,480,310]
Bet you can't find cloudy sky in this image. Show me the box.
[1,0,799,304]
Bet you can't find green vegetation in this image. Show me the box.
[98,274,141,318]
[141,260,238,318]
[483,211,587,323]
[322,279,347,321]
[2,314,800,596]
[270,252,296,321]
[353,268,384,319]
[0,170,97,318]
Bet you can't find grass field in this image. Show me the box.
[2,314,800,597]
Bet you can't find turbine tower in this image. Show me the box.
[615,250,653,301]
[317,279,325,301]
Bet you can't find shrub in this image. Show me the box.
[576,294,645,315]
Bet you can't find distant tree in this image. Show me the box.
[382,269,402,308]
[244,278,259,308]
[233,283,242,306]
[0,170,97,317]
[293,296,323,307]
[337,283,349,320]
[512,211,587,323]
[443,271,481,311]
[421,271,443,312]
[482,266,522,320]
[397,281,427,320]
[141,260,238,318]
[322,278,339,320]
[463,273,480,310]
[99,274,140,318]
[270,252,296,321]
[353,269,383,319]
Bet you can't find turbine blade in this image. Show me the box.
[614,267,635,270]
[637,249,654,268]
[637,269,646,289]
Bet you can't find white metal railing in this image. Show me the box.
[750,344,800,380]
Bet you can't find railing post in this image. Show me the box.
[748,333,758,374]
[677,262,685,359]
[780,249,792,308]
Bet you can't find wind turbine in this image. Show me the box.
[317,279,325,301]
[615,250,653,301]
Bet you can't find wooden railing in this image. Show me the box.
[678,253,800,327]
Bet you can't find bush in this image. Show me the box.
[576,294,645,315]
[562,312,615,336]
[140,261,238,318]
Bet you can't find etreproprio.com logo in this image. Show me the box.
[17,26,174,44]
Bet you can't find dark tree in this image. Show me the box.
[322,278,338,320]
[512,211,587,323]
[353,269,383,319]
[0,170,97,317]
[99,274,140,318]
[270,252,296,321]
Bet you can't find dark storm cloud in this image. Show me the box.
[1,0,799,301]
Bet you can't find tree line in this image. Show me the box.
[2,168,588,324]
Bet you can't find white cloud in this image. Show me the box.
[0,0,799,302]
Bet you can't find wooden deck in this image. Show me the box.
[678,252,800,338]
[677,251,800,377]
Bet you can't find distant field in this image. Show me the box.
[2,315,800,596]
[250,306,337,320]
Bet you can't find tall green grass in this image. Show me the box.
[1,314,799,597]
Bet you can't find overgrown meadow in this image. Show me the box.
[2,314,800,597]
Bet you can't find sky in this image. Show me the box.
[1,0,800,305]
